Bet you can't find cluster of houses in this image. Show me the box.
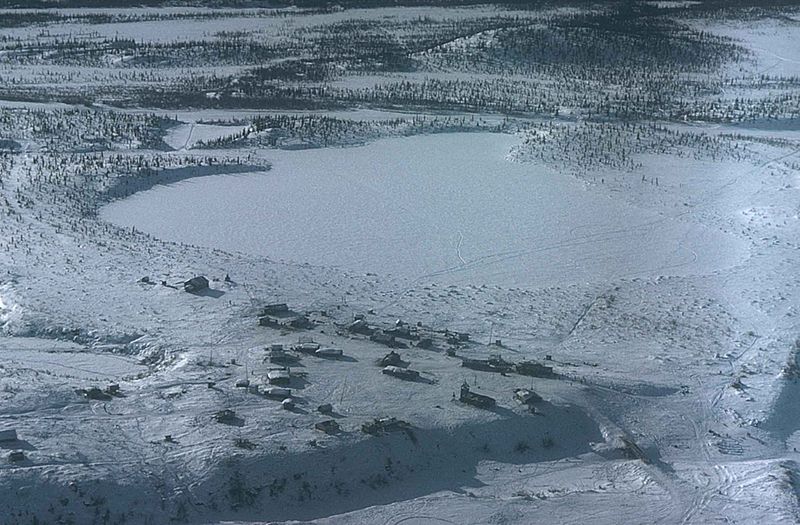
[346,315,467,352]
[244,304,558,438]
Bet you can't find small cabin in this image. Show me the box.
[445,330,470,344]
[348,319,375,335]
[263,386,291,399]
[379,351,403,367]
[294,341,321,354]
[514,388,542,405]
[289,316,314,330]
[361,417,411,435]
[460,354,513,374]
[267,345,285,358]
[314,420,341,434]
[258,316,279,327]
[316,347,343,358]
[385,326,419,341]
[184,276,209,293]
[268,345,298,364]
[267,369,291,386]
[516,361,555,378]
[77,387,112,401]
[488,354,514,372]
[0,429,17,442]
[262,303,290,316]
[459,382,495,409]
[382,365,420,381]
[370,332,407,349]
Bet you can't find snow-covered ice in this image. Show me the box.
[101,133,747,288]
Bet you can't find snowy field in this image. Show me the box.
[1,2,799,525]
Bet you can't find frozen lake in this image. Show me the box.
[101,133,745,287]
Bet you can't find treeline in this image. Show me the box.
[0,7,321,28]
[290,15,533,75]
[0,108,169,152]
[2,150,261,262]
[0,14,535,72]
[4,0,797,10]
[1,1,796,126]
[194,113,516,149]
[511,120,757,172]
[9,66,790,124]
[3,0,629,9]
[12,150,257,219]
[416,6,746,83]
[0,36,289,68]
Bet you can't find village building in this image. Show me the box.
[262,303,290,316]
[294,341,321,354]
[267,344,298,364]
[267,368,291,386]
[258,303,313,330]
[315,347,343,358]
[514,388,542,406]
[314,420,341,434]
[263,386,291,399]
[370,332,407,348]
[379,351,404,367]
[459,382,496,409]
[516,361,556,378]
[184,276,209,293]
[361,417,412,436]
[382,365,420,381]
[385,325,420,341]
[461,355,513,374]
[347,319,375,336]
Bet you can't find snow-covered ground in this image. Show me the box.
[1,3,799,525]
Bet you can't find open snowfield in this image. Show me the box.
[1,2,800,524]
